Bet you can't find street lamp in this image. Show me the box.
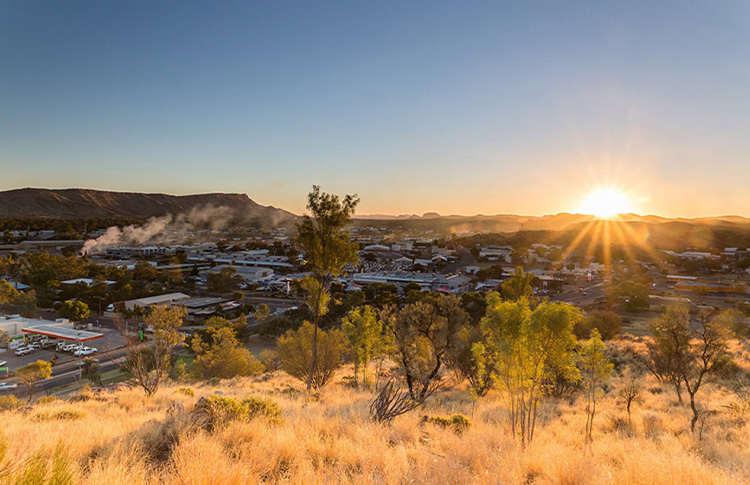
[93,296,104,316]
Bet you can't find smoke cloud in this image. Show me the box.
[81,205,235,255]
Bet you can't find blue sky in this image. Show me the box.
[1,1,749,216]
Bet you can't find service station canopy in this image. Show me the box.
[21,325,104,342]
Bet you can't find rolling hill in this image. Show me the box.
[0,188,297,227]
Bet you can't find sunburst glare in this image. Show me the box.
[577,188,634,218]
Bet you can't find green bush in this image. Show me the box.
[195,394,281,430]
[32,409,85,421]
[178,387,195,397]
[36,396,58,405]
[422,414,472,435]
[0,395,23,412]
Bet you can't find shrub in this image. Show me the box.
[277,322,346,389]
[194,394,281,430]
[0,395,24,412]
[178,387,195,397]
[605,414,634,436]
[642,413,663,439]
[421,414,472,435]
[32,410,85,421]
[36,396,58,405]
[575,310,622,340]
[260,349,281,374]
[191,326,264,379]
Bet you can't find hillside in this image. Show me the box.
[2,351,750,484]
[0,188,297,227]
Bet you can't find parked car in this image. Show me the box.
[74,347,97,357]
[62,343,79,352]
[40,340,56,349]
[14,347,33,356]
[28,342,41,350]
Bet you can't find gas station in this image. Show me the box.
[21,324,104,345]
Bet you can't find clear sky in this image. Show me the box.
[1,1,749,217]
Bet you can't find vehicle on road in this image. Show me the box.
[74,347,97,357]
[0,383,18,391]
[14,347,33,356]
[62,343,80,352]
[28,342,41,350]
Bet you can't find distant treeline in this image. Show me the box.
[0,217,144,234]
[454,221,750,254]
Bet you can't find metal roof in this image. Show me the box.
[22,325,104,342]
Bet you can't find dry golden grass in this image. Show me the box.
[2,351,750,484]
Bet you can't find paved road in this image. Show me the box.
[0,326,126,372]
[0,344,128,399]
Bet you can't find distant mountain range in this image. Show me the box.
[0,188,297,227]
[354,212,750,234]
[2,188,748,237]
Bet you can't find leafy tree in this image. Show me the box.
[253,303,271,323]
[82,358,102,386]
[0,279,19,311]
[344,290,365,310]
[133,260,159,282]
[459,292,487,324]
[257,315,300,338]
[478,294,581,446]
[383,294,468,402]
[615,280,649,312]
[575,310,622,340]
[342,305,391,388]
[17,360,52,402]
[579,329,613,442]
[617,371,642,423]
[260,349,281,374]
[124,305,185,396]
[717,307,747,338]
[403,282,422,294]
[295,186,359,391]
[207,267,241,293]
[14,290,37,318]
[191,326,263,379]
[448,325,495,398]
[0,329,10,348]
[58,300,90,323]
[500,267,534,301]
[277,321,347,389]
[648,306,733,432]
[232,290,245,301]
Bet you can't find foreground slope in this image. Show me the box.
[2,362,749,484]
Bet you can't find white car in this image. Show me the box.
[74,347,97,357]
[62,343,79,352]
[0,382,18,391]
[28,342,41,350]
[14,347,33,356]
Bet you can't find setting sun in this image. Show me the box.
[577,188,634,218]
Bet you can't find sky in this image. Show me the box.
[1,1,749,217]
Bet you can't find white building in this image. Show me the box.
[204,265,274,283]
[123,293,190,311]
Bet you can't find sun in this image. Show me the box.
[577,188,633,218]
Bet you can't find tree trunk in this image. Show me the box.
[307,321,318,391]
[689,391,699,433]
[673,380,684,405]
[306,284,324,392]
